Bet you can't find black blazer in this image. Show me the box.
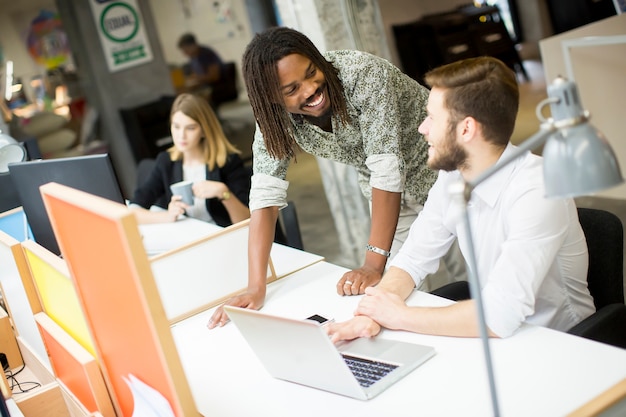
[131,151,251,227]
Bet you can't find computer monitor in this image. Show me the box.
[8,154,125,255]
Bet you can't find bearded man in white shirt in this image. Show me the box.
[329,56,595,340]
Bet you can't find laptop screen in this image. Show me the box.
[8,154,125,255]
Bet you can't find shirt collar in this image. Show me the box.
[471,143,521,208]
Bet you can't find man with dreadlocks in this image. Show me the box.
[208,26,464,329]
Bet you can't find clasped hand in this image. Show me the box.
[327,286,407,343]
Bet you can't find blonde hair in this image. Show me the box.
[167,93,240,170]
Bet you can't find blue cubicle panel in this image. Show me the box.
[0,208,34,242]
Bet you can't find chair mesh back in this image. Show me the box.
[577,207,624,309]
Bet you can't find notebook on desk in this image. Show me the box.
[224,306,436,400]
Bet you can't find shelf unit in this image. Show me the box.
[393,4,528,85]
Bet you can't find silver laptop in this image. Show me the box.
[224,306,436,400]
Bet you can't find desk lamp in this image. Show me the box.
[451,76,623,417]
[1,59,26,174]
[0,130,25,174]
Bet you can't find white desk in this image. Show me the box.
[171,261,626,417]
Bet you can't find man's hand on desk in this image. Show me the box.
[326,316,381,343]
[207,291,265,329]
[327,286,409,342]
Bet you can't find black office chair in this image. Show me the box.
[136,158,156,187]
[273,201,304,251]
[430,280,470,301]
[120,96,176,163]
[277,201,304,251]
[134,157,169,209]
[211,62,239,113]
[567,207,626,348]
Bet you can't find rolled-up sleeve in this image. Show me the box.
[342,52,407,195]
[249,125,291,212]
[249,173,289,212]
[365,154,404,192]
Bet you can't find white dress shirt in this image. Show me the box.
[391,144,595,337]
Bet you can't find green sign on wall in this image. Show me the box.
[90,0,153,72]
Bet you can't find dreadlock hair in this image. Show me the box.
[167,93,241,171]
[242,26,350,160]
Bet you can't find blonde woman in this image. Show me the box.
[130,93,250,225]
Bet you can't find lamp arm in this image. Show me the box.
[468,126,555,193]
[449,125,554,417]
[458,196,500,416]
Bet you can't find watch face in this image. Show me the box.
[222,191,231,200]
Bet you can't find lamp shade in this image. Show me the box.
[540,76,623,198]
[542,122,623,198]
[0,131,26,174]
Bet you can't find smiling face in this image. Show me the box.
[276,53,330,118]
[418,87,467,172]
[171,110,203,155]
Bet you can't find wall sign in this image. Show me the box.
[89,0,153,72]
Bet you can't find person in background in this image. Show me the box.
[177,33,225,95]
[208,26,465,329]
[129,93,250,226]
[327,56,595,342]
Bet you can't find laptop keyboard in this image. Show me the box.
[342,354,399,388]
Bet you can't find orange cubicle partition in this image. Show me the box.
[34,313,115,416]
[40,182,199,417]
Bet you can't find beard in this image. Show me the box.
[427,128,468,172]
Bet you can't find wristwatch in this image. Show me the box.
[220,190,231,201]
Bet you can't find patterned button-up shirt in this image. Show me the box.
[249,50,437,212]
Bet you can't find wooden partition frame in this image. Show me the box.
[40,182,199,417]
[9,238,115,415]
[20,240,95,357]
[0,207,33,242]
[150,219,277,324]
[568,378,626,417]
[34,312,115,417]
[0,231,49,370]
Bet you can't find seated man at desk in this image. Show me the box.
[328,57,595,341]
[177,33,225,96]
